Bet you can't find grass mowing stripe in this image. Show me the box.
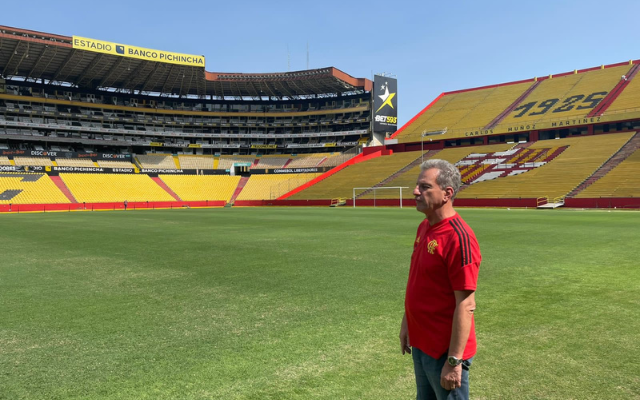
[0,208,638,399]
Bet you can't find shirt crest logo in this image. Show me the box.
[427,239,438,254]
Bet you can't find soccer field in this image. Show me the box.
[1,207,639,400]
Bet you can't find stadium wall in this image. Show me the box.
[0,200,225,213]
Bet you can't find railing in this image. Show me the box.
[536,196,548,207]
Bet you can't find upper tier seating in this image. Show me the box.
[287,151,425,200]
[13,157,54,166]
[360,144,513,199]
[396,82,532,143]
[0,173,70,204]
[457,132,634,199]
[576,147,640,198]
[136,154,177,169]
[178,155,214,169]
[237,173,321,200]
[159,175,240,202]
[61,173,175,203]
[0,156,12,165]
[606,69,640,114]
[498,65,632,127]
[55,158,96,167]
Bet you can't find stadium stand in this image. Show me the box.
[457,132,634,199]
[498,65,632,127]
[55,158,97,167]
[606,70,640,115]
[396,82,532,143]
[288,151,426,200]
[0,156,12,165]
[97,160,137,169]
[61,174,176,203]
[0,173,70,204]
[159,175,240,202]
[286,153,329,168]
[360,144,513,199]
[217,155,257,170]
[178,155,214,170]
[136,154,178,169]
[237,173,321,200]
[252,155,290,169]
[575,147,640,198]
[13,157,54,166]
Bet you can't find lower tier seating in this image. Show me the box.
[237,173,321,200]
[288,150,425,200]
[360,144,513,199]
[159,175,240,202]
[0,173,70,204]
[61,173,175,203]
[576,147,640,198]
[457,132,634,199]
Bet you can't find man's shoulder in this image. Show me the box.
[444,214,479,243]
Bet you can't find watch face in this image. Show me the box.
[448,356,460,366]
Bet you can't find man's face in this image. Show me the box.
[414,168,448,215]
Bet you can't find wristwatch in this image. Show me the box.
[447,356,463,367]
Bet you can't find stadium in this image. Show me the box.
[1,20,639,400]
[1,25,640,211]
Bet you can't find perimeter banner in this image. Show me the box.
[373,75,398,133]
[72,36,205,67]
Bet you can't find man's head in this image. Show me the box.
[413,159,461,216]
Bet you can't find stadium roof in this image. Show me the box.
[0,25,372,98]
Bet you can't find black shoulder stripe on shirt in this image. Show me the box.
[450,218,472,266]
[452,218,473,265]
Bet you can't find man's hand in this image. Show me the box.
[399,314,411,355]
[440,363,461,391]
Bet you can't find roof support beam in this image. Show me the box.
[1,41,22,76]
[138,62,162,92]
[96,56,125,88]
[50,50,78,82]
[119,61,148,93]
[76,53,105,87]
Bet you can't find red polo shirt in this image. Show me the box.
[405,213,481,360]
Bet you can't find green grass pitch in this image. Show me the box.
[1,207,639,399]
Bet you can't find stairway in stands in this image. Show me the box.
[588,64,640,117]
[151,177,182,201]
[49,176,77,203]
[484,81,541,130]
[566,132,640,197]
[228,176,250,205]
[355,150,437,199]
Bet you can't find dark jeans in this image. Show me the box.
[412,347,473,400]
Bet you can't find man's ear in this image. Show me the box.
[443,186,455,203]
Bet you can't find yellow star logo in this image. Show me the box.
[376,83,396,113]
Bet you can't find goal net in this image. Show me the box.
[352,186,409,208]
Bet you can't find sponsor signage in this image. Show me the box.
[250,167,330,175]
[0,165,24,172]
[373,75,398,133]
[251,144,277,149]
[72,36,205,67]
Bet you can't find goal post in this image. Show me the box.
[352,187,409,208]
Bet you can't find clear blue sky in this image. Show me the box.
[3,0,639,127]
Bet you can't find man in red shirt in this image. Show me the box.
[400,159,481,400]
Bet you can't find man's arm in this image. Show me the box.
[440,290,475,390]
[399,312,411,355]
